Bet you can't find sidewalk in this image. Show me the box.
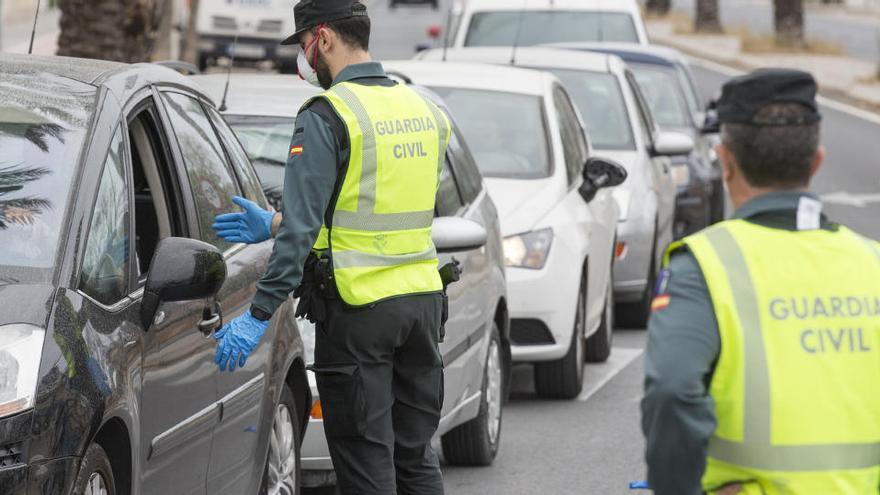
[646,19,880,112]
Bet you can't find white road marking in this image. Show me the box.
[688,57,880,126]
[577,347,644,402]
[821,191,880,207]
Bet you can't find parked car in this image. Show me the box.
[0,54,310,494]
[191,73,512,488]
[383,60,625,399]
[192,0,299,73]
[445,0,649,50]
[416,47,690,328]
[551,42,726,237]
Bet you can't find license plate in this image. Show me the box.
[230,43,267,59]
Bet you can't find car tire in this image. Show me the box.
[73,443,116,495]
[260,383,301,495]
[534,275,586,399]
[585,272,614,363]
[442,323,504,466]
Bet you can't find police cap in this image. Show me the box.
[717,68,822,126]
[281,0,368,46]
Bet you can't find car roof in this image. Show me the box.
[417,47,618,74]
[461,0,640,13]
[0,53,212,104]
[383,60,553,96]
[544,42,688,68]
[190,73,318,118]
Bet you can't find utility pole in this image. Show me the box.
[774,0,805,48]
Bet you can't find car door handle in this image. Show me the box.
[199,314,222,335]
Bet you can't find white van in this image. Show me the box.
[196,0,298,72]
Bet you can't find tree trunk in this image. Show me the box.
[773,0,805,48]
[57,0,165,62]
[694,0,722,33]
[181,0,200,65]
[645,0,671,16]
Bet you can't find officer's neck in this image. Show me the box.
[328,50,372,82]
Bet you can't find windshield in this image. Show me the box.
[431,87,550,179]
[548,69,635,151]
[223,114,294,193]
[465,11,639,46]
[631,64,692,129]
[0,77,95,283]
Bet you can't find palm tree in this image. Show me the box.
[57,0,169,62]
[774,0,805,48]
[0,165,52,229]
[695,0,722,33]
[646,0,672,16]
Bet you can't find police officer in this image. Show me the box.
[641,69,880,495]
[210,1,450,493]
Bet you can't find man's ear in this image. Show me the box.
[715,142,735,183]
[809,145,825,180]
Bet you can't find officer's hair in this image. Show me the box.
[326,7,370,51]
[721,103,820,188]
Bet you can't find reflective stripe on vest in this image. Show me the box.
[664,220,880,494]
[304,81,450,306]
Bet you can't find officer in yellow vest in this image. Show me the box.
[641,68,880,495]
[210,1,450,493]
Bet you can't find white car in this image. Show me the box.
[418,47,693,328]
[445,0,649,50]
[385,60,626,399]
[191,73,512,488]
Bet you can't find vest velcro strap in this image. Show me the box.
[333,209,434,232]
[710,438,880,471]
[333,247,438,269]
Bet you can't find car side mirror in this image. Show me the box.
[701,110,720,134]
[414,42,433,53]
[140,237,227,329]
[579,157,628,203]
[432,217,488,253]
[652,131,696,157]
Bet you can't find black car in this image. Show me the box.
[553,42,726,237]
[0,54,309,495]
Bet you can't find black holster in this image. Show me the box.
[294,253,336,324]
[437,258,462,343]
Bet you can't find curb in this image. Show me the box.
[647,27,880,116]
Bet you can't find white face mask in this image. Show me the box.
[297,50,321,87]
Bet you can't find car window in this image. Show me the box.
[436,158,464,217]
[162,92,242,252]
[625,72,657,148]
[553,86,589,186]
[79,126,129,305]
[675,65,703,118]
[223,114,294,210]
[204,105,268,210]
[431,87,551,179]
[446,126,482,204]
[548,68,636,151]
[0,83,95,282]
[465,11,639,46]
[631,64,692,129]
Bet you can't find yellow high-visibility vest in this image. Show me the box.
[664,219,880,494]
[305,81,450,306]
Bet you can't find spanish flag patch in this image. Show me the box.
[290,145,304,156]
[651,294,671,312]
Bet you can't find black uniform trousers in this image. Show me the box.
[313,293,445,495]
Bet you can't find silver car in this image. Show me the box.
[191,74,511,488]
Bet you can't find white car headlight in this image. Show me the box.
[503,228,553,269]
[0,324,45,418]
[612,188,633,222]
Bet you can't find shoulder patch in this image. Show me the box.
[290,145,304,157]
[651,294,671,312]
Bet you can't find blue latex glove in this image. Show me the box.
[212,196,275,244]
[214,309,270,372]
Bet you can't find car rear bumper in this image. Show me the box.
[613,218,654,302]
[506,256,579,363]
[198,34,297,62]
[1,456,78,494]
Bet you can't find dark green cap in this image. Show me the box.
[717,68,822,126]
[281,0,368,45]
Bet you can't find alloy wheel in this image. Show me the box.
[485,338,503,444]
[85,472,108,495]
[266,403,298,495]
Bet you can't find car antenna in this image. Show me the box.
[441,5,453,62]
[218,34,239,112]
[28,0,42,55]
[509,0,528,65]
